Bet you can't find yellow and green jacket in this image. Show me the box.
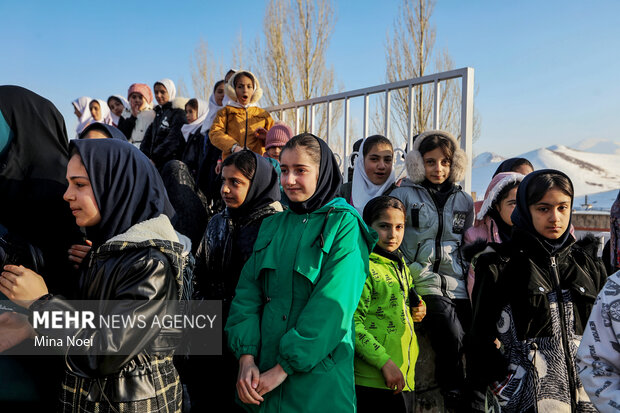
[354,248,420,391]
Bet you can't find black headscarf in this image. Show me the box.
[228,151,281,218]
[78,122,128,140]
[287,134,342,214]
[510,169,573,254]
[493,157,533,177]
[421,179,455,210]
[70,139,175,247]
[0,85,82,292]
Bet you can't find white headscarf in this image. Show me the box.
[200,92,224,134]
[181,99,208,141]
[351,137,396,215]
[154,78,176,105]
[72,96,93,135]
[91,99,113,125]
[108,95,131,126]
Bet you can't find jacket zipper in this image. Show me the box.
[550,256,577,411]
[392,262,414,391]
[243,107,248,148]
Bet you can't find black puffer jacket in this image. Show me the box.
[181,130,206,181]
[140,100,187,169]
[30,216,189,405]
[468,228,606,411]
[194,202,282,311]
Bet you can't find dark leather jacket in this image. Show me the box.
[31,217,187,402]
[140,101,187,169]
[194,202,282,311]
[468,228,607,387]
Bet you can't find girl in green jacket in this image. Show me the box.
[354,196,426,413]
[225,133,376,412]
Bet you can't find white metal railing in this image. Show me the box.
[264,67,474,192]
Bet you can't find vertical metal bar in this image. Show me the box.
[326,101,331,144]
[363,94,369,139]
[309,104,315,135]
[461,68,474,194]
[295,107,301,134]
[343,98,350,181]
[408,84,414,149]
[433,80,441,129]
[280,109,284,123]
[384,90,391,138]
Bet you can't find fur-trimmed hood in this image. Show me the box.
[405,130,467,184]
[477,172,525,220]
[224,70,263,106]
[106,214,191,254]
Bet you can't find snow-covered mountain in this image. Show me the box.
[472,141,620,210]
[570,138,620,155]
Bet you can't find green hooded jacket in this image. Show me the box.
[353,249,420,392]
[225,197,376,412]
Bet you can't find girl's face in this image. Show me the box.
[221,164,251,209]
[528,188,571,239]
[364,143,393,185]
[214,85,226,106]
[280,147,319,203]
[496,186,518,226]
[423,147,451,185]
[89,101,101,121]
[154,84,170,106]
[186,106,198,123]
[266,146,282,160]
[108,99,124,117]
[129,93,146,112]
[235,75,254,106]
[63,154,101,227]
[371,208,405,253]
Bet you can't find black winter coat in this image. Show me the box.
[140,102,187,169]
[468,228,606,411]
[181,130,205,181]
[194,202,281,311]
[31,219,185,408]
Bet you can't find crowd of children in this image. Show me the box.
[0,81,618,413]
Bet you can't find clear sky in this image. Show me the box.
[1,0,618,157]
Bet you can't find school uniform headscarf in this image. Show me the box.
[351,137,396,215]
[287,134,342,215]
[70,139,175,247]
[510,169,574,254]
[108,95,130,126]
[228,150,281,219]
[78,123,127,140]
[200,92,223,134]
[154,78,176,105]
[72,96,93,135]
[181,99,208,141]
[91,99,113,125]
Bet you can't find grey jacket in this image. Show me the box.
[389,179,474,299]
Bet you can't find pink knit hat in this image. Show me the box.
[265,122,293,149]
[127,83,153,104]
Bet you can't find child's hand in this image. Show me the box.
[255,128,267,140]
[0,265,49,308]
[411,300,426,322]
[237,355,264,405]
[256,363,288,396]
[68,240,92,269]
[381,359,405,394]
[0,312,35,352]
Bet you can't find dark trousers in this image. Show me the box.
[422,295,472,392]
[356,385,415,413]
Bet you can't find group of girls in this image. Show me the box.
[0,85,613,413]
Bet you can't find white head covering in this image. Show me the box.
[108,95,130,126]
[200,92,224,134]
[91,99,113,125]
[72,96,93,135]
[351,137,396,215]
[181,99,208,141]
[154,78,176,105]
